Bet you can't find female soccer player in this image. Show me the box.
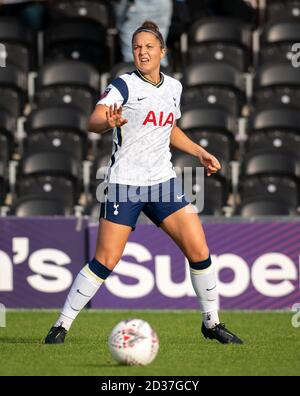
[45,21,243,345]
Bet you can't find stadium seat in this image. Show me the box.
[0,16,35,71]
[0,110,14,205]
[48,0,114,28]
[18,151,81,202]
[0,160,7,205]
[179,106,236,136]
[188,17,252,71]
[93,132,113,155]
[36,60,100,115]
[259,44,297,66]
[0,110,13,207]
[0,133,10,168]
[178,106,236,179]
[0,64,27,118]
[202,176,229,215]
[240,175,298,209]
[26,106,87,132]
[0,42,31,73]
[44,18,109,72]
[265,0,300,22]
[254,63,300,109]
[261,18,300,46]
[248,106,300,133]
[182,62,245,116]
[260,19,300,65]
[22,105,97,203]
[0,159,5,177]
[177,170,228,215]
[21,151,81,180]
[189,131,234,176]
[243,132,300,178]
[243,150,300,178]
[0,181,6,206]
[25,106,88,160]
[24,130,86,163]
[238,172,300,216]
[171,152,202,171]
[17,175,76,207]
[246,128,300,152]
[91,146,112,188]
[238,199,298,217]
[0,110,15,164]
[10,195,73,216]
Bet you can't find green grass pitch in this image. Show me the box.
[0,310,299,376]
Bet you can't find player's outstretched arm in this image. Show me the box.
[170,125,221,176]
[87,103,128,134]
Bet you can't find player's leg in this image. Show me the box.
[160,204,243,344]
[160,204,219,323]
[143,179,219,328]
[45,182,144,344]
[45,219,132,344]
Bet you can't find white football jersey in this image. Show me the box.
[97,70,182,186]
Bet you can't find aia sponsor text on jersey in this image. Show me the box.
[142,111,175,127]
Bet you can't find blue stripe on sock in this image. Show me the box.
[88,258,111,280]
[189,256,212,270]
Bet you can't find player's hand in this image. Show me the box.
[106,103,128,128]
[198,149,221,177]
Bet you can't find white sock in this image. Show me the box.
[189,257,220,329]
[54,261,109,331]
[202,310,220,329]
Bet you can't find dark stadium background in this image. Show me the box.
[0,0,300,377]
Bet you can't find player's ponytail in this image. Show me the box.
[132,20,165,48]
[140,20,161,34]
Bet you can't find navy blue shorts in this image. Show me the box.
[99,178,190,230]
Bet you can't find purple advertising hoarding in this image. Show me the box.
[89,222,300,310]
[0,218,87,308]
[1,218,299,309]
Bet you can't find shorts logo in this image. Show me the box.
[113,203,119,215]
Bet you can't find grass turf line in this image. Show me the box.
[0,310,299,376]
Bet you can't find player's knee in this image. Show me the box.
[95,252,120,271]
[189,254,212,271]
[188,245,210,264]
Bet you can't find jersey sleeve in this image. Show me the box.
[175,82,183,120]
[97,77,129,107]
